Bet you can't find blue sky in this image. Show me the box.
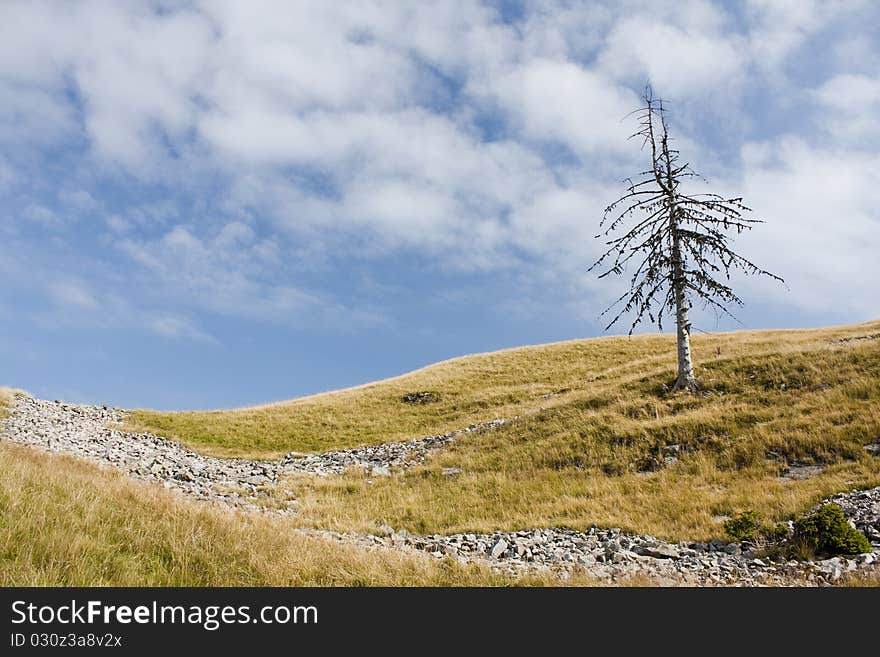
[2,0,879,410]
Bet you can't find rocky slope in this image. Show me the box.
[2,394,878,586]
[1,395,503,512]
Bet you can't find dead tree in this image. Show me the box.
[589,86,783,392]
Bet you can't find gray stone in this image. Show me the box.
[611,551,629,563]
[636,544,680,559]
[490,539,509,559]
[780,463,825,481]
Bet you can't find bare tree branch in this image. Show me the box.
[589,84,785,391]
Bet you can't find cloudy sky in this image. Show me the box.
[1,0,878,409]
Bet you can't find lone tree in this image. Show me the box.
[589,86,783,392]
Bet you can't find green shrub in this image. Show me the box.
[792,504,871,557]
[724,510,791,546]
[724,511,764,543]
[763,522,790,543]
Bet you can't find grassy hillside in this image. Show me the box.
[127,321,880,459]
[127,332,683,458]
[125,321,880,543]
[0,441,584,586]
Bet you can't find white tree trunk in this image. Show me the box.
[671,228,697,392]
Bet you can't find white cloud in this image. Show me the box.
[23,205,59,226]
[0,80,77,146]
[48,279,99,310]
[598,15,745,95]
[492,58,638,156]
[813,74,880,141]
[105,215,130,233]
[148,316,216,344]
[58,189,99,210]
[744,0,826,70]
[509,186,609,262]
[734,137,880,317]
[814,74,880,109]
[0,0,877,337]
[831,34,880,75]
[117,222,382,329]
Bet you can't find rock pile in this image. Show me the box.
[2,396,281,512]
[345,516,879,585]
[282,419,507,477]
[825,487,880,546]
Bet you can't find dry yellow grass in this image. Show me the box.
[281,455,879,543]
[124,322,880,544]
[840,569,880,586]
[0,387,22,418]
[260,321,879,543]
[126,322,880,459]
[0,442,585,586]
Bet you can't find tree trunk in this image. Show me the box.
[671,226,697,392]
